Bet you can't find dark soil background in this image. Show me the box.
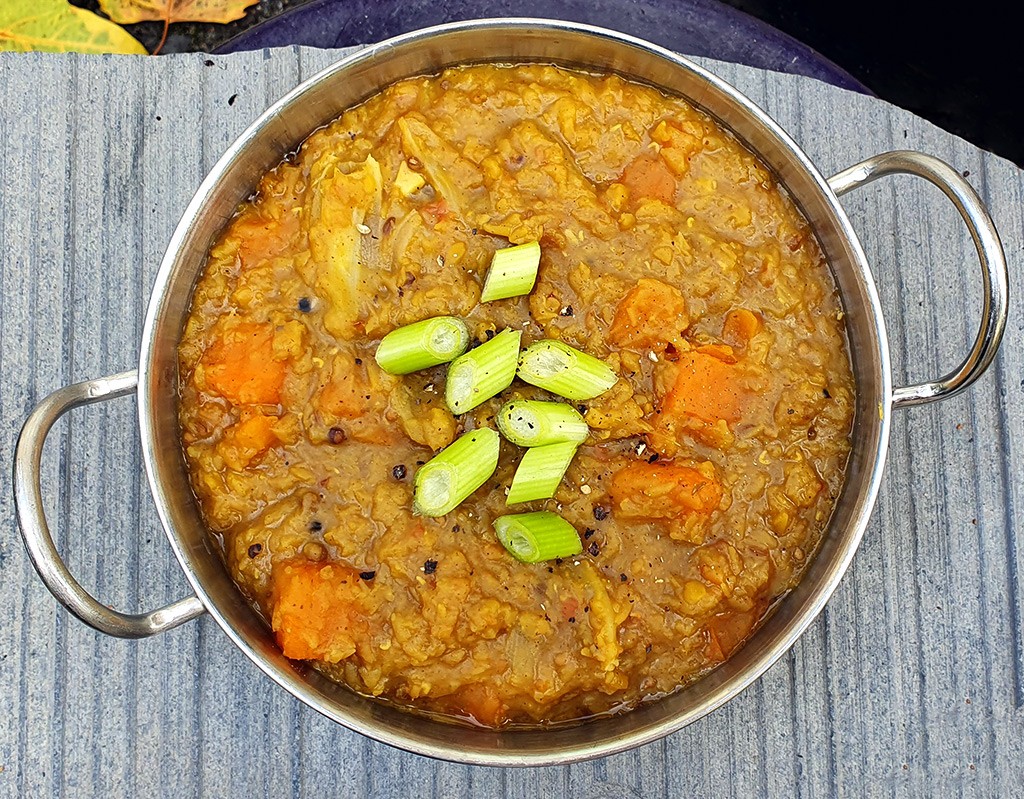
[726,0,1022,168]
[73,0,1022,167]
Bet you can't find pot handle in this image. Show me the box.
[13,370,206,638]
[828,151,1008,409]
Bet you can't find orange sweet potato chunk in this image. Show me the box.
[202,322,286,405]
[217,412,279,470]
[271,561,370,664]
[704,609,758,662]
[608,278,689,351]
[609,461,723,520]
[232,207,300,271]
[232,412,277,451]
[312,350,402,445]
[722,308,762,349]
[619,153,676,205]
[315,350,369,420]
[661,350,744,424]
[453,683,507,728]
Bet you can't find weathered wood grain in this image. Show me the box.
[0,46,1021,798]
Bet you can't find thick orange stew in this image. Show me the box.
[178,64,855,727]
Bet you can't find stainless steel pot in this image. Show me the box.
[14,19,1008,766]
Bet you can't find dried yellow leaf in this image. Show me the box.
[0,0,147,54]
[98,0,258,25]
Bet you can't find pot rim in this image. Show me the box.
[137,17,893,766]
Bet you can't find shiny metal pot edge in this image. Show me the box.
[14,18,1008,767]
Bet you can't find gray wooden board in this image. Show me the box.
[0,45,1021,798]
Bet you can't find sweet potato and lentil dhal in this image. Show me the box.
[178,64,855,727]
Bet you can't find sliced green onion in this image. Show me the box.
[496,399,588,447]
[413,428,500,517]
[506,441,578,504]
[374,316,470,375]
[445,328,522,414]
[493,511,582,563]
[479,241,541,303]
[517,340,617,401]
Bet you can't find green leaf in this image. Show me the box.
[0,0,147,54]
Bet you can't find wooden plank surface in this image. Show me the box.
[0,46,1021,798]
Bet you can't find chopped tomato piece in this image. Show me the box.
[271,561,370,663]
[609,461,723,520]
[608,278,689,351]
[619,153,676,204]
[419,198,450,226]
[202,321,286,405]
[560,596,580,622]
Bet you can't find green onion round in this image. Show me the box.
[445,328,521,414]
[496,399,588,448]
[479,241,541,303]
[506,441,578,505]
[413,428,500,517]
[374,316,470,375]
[493,511,582,563]
[517,340,617,401]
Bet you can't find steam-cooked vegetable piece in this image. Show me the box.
[445,329,521,414]
[506,441,578,504]
[659,349,745,424]
[496,399,588,448]
[271,561,370,663]
[413,428,500,517]
[479,241,541,302]
[493,511,582,563]
[374,316,470,375]
[201,321,287,405]
[517,340,617,400]
[608,277,689,351]
[609,461,723,519]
